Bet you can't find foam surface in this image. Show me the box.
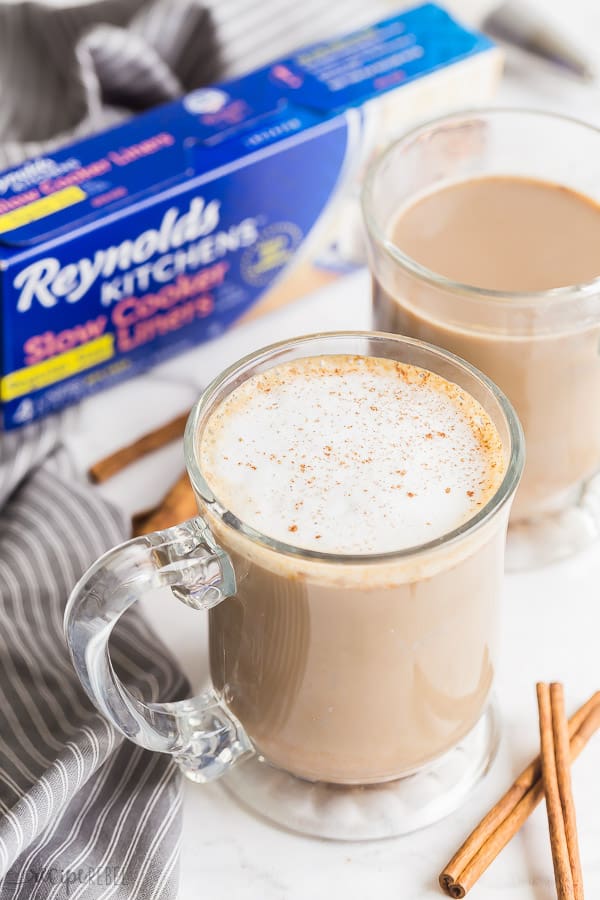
[199,355,505,554]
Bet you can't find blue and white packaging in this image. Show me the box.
[0,4,501,428]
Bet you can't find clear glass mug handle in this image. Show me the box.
[64,518,253,781]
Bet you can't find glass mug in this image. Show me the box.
[363,109,600,569]
[65,332,523,840]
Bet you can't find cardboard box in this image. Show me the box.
[0,3,501,427]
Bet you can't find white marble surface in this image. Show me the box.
[59,4,600,897]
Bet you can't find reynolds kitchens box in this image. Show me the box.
[0,4,501,428]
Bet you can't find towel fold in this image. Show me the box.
[0,0,220,168]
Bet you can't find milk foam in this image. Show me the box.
[199,355,505,554]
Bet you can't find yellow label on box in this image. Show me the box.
[1,335,115,401]
[0,186,87,234]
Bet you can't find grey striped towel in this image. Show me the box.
[0,420,188,899]
[0,0,219,168]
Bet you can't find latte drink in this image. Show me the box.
[197,353,508,783]
[373,175,600,521]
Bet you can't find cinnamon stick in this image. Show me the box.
[132,471,197,536]
[538,684,585,899]
[89,410,191,483]
[440,691,600,897]
[537,683,576,899]
[552,685,585,900]
[131,505,162,535]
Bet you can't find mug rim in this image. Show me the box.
[362,106,600,307]
[184,331,525,564]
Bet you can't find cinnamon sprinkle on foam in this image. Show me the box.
[199,355,506,554]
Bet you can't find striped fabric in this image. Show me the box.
[203,0,398,77]
[0,423,188,898]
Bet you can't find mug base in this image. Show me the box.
[219,702,500,841]
[507,470,600,571]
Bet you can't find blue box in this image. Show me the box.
[0,3,500,427]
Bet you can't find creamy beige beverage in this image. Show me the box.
[198,354,507,783]
[374,176,600,519]
[390,177,600,292]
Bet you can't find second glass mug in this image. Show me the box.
[363,109,600,569]
[65,332,523,840]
